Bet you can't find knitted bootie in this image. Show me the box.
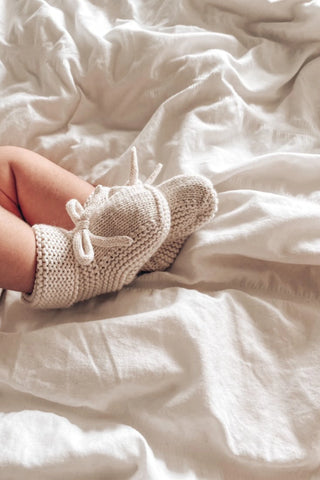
[22,179,171,309]
[141,172,218,272]
[117,147,218,272]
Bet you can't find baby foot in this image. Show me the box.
[141,172,218,272]
[108,146,218,273]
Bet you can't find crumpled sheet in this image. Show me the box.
[1,0,320,478]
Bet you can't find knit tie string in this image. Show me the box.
[128,146,163,186]
[109,147,163,198]
[66,199,133,266]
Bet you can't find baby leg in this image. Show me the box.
[0,146,95,293]
[0,146,94,229]
[0,206,36,293]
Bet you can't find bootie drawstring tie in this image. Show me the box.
[66,146,161,266]
[109,146,163,197]
[66,198,133,266]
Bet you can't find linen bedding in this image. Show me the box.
[1,0,320,479]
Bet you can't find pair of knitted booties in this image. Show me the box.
[23,148,218,309]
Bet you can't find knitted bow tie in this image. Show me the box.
[66,147,162,266]
[66,195,133,266]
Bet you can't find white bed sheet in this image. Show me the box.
[1,0,320,478]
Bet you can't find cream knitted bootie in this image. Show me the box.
[118,147,218,272]
[23,178,171,309]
